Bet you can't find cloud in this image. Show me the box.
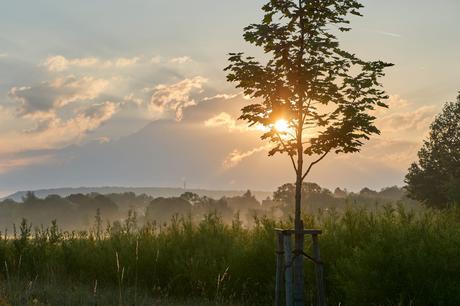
[203,93,241,101]
[9,75,109,118]
[378,106,436,134]
[41,55,199,73]
[150,56,162,64]
[169,56,192,64]
[204,112,245,132]
[42,55,142,71]
[96,136,111,144]
[115,57,140,67]
[3,73,117,163]
[375,95,437,140]
[376,30,402,38]
[0,155,53,174]
[0,53,8,58]
[0,101,119,156]
[149,76,207,120]
[336,138,420,172]
[43,55,100,72]
[123,93,144,106]
[204,112,266,133]
[223,145,269,169]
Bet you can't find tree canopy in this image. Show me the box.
[225,0,393,174]
[405,94,460,208]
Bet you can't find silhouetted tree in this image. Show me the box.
[180,192,202,206]
[226,0,392,298]
[360,187,378,197]
[406,94,460,208]
[379,186,404,200]
[274,182,342,212]
[22,191,38,203]
[274,182,322,204]
[146,197,191,224]
[225,190,260,211]
[334,187,347,198]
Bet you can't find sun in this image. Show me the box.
[274,119,289,132]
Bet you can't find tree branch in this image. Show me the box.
[301,149,331,181]
[275,131,298,174]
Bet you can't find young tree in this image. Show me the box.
[406,93,460,208]
[225,0,392,303]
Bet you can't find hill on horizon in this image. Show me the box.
[4,186,273,202]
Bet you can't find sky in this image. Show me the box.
[0,0,459,196]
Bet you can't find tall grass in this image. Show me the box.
[0,206,459,305]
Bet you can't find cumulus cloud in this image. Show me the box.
[3,73,118,165]
[0,101,119,156]
[169,56,192,64]
[149,76,207,120]
[123,93,144,106]
[9,75,109,118]
[43,55,100,72]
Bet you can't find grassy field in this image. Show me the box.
[0,205,459,305]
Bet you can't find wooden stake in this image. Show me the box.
[284,233,294,306]
[312,234,326,306]
[294,220,304,306]
[275,231,284,306]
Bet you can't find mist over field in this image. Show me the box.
[0,183,419,232]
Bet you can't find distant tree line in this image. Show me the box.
[0,183,421,232]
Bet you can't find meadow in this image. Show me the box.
[0,204,458,306]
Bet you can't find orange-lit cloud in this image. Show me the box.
[148,76,207,120]
[203,93,241,101]
[204,112,267,133]
[204,112,245,132]
[9,75,109,118]
[42,55,142,71]
[0,101,118,156]
[42,56,100,72]
[223,145,270,169]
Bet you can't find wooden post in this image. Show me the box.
[312,234,326,306]
[283,232,294,306]
[293,220,304,306]
[275,231,284,306]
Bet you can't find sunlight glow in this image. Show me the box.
[274,119,289,133]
